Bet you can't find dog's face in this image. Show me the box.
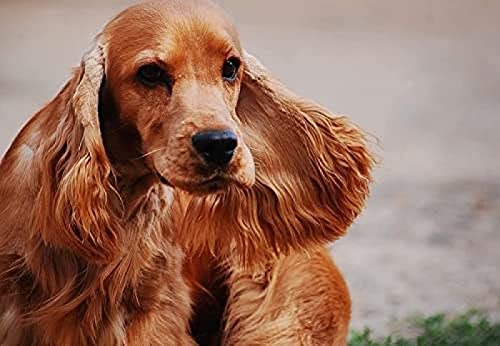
[102,1,254,194]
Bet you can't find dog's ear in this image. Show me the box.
[34,42,122,262]
[177,52,374,267]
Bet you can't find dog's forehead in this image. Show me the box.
[103,1,240,62]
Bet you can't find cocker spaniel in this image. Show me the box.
[0,1,373,345]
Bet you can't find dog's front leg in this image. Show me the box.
[222,249,351,346]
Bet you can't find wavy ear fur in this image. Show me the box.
[33,43,122,263]
[177,52,374,267]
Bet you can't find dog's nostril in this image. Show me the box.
[192,130,238,166]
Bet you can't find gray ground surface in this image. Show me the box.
[1,0,499,335]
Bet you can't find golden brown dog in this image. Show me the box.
[0,1,373,345]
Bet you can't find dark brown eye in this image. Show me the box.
[222,57,241,82]
[137,64,165,86]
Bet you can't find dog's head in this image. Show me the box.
[45,0,373,264]
[94,0,255,194]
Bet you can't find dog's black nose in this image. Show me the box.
[192,130,238,166]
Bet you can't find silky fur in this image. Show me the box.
[0,1,374,345]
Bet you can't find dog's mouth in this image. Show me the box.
[194,176,230,194]
[154,145,256,194]
[156,170,233,194]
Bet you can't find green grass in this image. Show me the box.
[349,311,500,346]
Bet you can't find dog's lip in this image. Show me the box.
[156,169,228,189]
[156,169,250,193]
[193,175,231,194]
[176,174,232,193]
[199,175,227,186]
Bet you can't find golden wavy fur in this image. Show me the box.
[0,1,373,345]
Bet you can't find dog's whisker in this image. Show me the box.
[134,146,168,160]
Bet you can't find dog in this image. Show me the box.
[0,1,373,344]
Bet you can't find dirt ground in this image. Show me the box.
[1,0,499,335]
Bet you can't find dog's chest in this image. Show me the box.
[183,253,229,345]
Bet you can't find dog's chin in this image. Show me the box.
[187,176,232,195]
[162,172,255,196]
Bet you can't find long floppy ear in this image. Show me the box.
[177,52,374,267]
[33,42,122,263]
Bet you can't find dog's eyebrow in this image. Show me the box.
[134,50,168,66]
[223,45,241,59]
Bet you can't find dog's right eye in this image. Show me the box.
[137,64,165,86]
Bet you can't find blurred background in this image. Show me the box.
[1,0,499,336]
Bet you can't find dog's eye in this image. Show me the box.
[137,64,165,86]
[222,57,241,82]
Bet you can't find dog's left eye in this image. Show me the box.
[137,64,165,86]
[222,57,241,82]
